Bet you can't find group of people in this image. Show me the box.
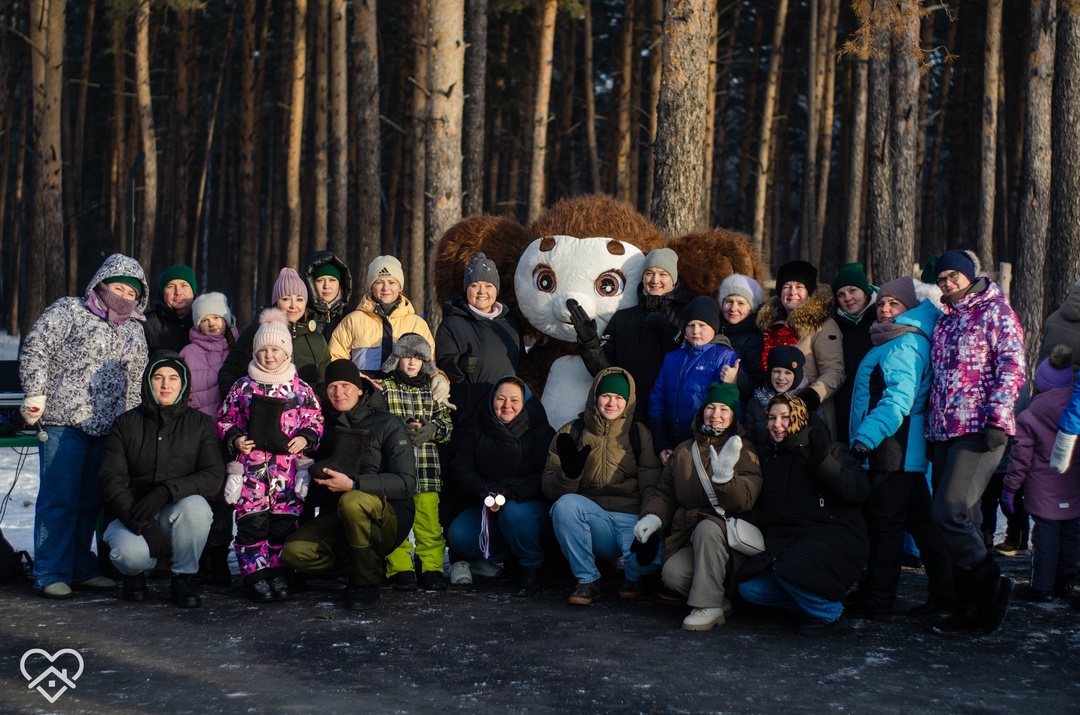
[17,243,1080,639]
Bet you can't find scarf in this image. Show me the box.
[247,358,297,385]
[373,299,400,367]
[467,302,504,320]
[869,320,920,346]
[89,283,138,326]
[393,369,429,388]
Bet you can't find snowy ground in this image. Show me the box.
[0,334,37,556]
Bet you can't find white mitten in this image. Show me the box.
[430,372,457,411]
[294,457,314,501]
[710,435,743,485]
[224,462,245,505]
[633,514,662,543]
[21,395,46,426]
[1050,431,1077,474]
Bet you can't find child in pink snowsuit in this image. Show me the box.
[218,308,323,602]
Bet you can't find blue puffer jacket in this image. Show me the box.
[648,338,739,453]
[849,299,939,474]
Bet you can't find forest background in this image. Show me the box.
[1,0,1078,378]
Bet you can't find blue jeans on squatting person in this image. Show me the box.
[103,496,214,576]
[738,571,844,622]
[1029,516,1080,592]
[549,493,661,584]
[448,500,556,569]
[33,426,108,591]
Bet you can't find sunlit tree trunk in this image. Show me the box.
[463,0,488,216]
[1050,2,1080,309]
[312,0,330,252]
[527,0,557,223]
[977,0,1003,268]
[134,0,158,272]
[751,0,788,255]
[583,2,601,193]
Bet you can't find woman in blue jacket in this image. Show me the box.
[649,296,739,463]
[847,277,953,618]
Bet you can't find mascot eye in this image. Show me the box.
[534,267,557,293]
[594,272,625,297]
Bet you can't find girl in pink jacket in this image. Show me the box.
[181,292,239,416]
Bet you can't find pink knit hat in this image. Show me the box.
[272,267,308,303]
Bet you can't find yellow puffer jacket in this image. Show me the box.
[328,294,434,374]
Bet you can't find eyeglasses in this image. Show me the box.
[936,271,963,288]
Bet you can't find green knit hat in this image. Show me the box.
[313,263,341,281]
[832,262,875,298]
[704,382,739,412]
[158,264,197,298]
[595,372,630,401]
[104,275,144,298]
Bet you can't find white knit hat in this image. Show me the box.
[366,255,405,289]
[253,308,293,357]
[192,292,234,328]
[718,273,763,311]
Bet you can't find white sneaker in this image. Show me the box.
[469,559,504,579]
[449,561,473,585]
[41,582,73,599]
[682,607,725,631]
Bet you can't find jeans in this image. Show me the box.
[549,493,660,584]
[738,570,844,621]
[930,435,1007,570]
[103,496,213,575]
[33,426,107,590]
[448,499,555,569]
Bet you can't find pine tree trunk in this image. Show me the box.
[409,2,428,303]
[69,0,95,294]
[463,0,488,216]
[922,18,957,261]
[613,1,636,203]
[883,2,920,282]
[751,0,788,254]
[1050,3,1080,309]
[977,0,1002,268]
[312,0,329,252]
[354,0,380,268]
[801,0,822,262]
[642,0,664,214]
[326,0,347,262]
[173,6,198,268]
[108,13,125,250]
[583,2,601,193]
[813,0,840,269]
[709,0,739,226]
[527,0,557,223]
[135,0,158,273]
[1014,0,1055,373]
[25,0,66,335]
[425,0,465,321]
[237,0,261,324]
[866,29,893,282]
[699,4,718,223]
[285,0,308,269]
[843,56,868,265]
[9,95,27,335]
[736,6,765,228]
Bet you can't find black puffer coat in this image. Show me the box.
[580,284,691,416]
[445,380,555,518]
[435,295,525,421]
[218,310,330,395]
[304,251,354,341]
[834,307,875,445]
[143,304,194,354]
[99,353,224,530]
[738,425,870,602]
[305,388,417,544]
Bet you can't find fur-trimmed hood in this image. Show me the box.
[756,285,835,340]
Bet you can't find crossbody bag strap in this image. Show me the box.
[690,442,724,515]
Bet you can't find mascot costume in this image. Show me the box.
[433,194,766,429]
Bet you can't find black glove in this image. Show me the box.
[457,344,479,376]
[983,426,1008,452]
[130,486,170,523]
[407,420,438,446]
[851,440,872,460]
[801,427,831,466]
[795,387,821,413]
[141,522,172,560]
[567,299,598,345]
[556,432,593,479]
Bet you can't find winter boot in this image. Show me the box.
[170,574,202,608]
[932,566,981,634]
[247,394,291,453]
[312,426,370,479]
[122,573,148,602]
[196,544,233,587]
[969,554,1012,634]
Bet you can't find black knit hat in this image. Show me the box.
[681,295,720,333]
[325,358,365,389]
[767,345,805,389]
[775,260,818,293]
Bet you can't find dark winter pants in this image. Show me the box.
[282,491,400,587]
[1029,515,1080,591]
[930,435,1006,571]
[861,471,954,610]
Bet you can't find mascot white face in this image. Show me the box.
[514,235,646,342]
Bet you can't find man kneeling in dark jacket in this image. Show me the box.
[282,359,417,609]
[99,352,224,608]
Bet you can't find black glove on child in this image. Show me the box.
[130,486,170,523]
[457,344,479,376]
[801,427,832,466]
[795,387,821,413]
[407,420,439,447]
[566,299,598,345]
[141,522,172,560]
[983,426,1008,452]
[556,433,593,480]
